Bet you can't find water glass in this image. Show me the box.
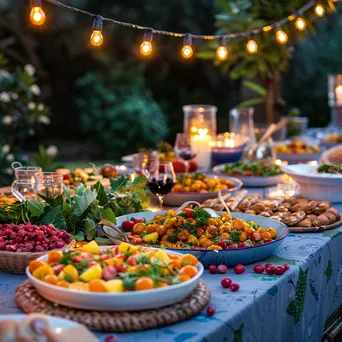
[133,152,159,178]
[35,172,64,198]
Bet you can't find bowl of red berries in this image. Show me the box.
[0,223,74,274]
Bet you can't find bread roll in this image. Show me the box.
[317,214,330,226]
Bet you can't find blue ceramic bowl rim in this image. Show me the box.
[104,212,289,253]
[170,176,243,195]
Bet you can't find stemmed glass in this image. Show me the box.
[174,133,197,173]
[146,162,176,210]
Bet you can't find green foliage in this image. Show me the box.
[0,176,148,241]
[201,0,335,83]
[75,65,168,157]
[31,145,58,171]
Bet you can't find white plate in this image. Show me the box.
[282,164,342,202]
[163,175,243,206]
[0,314,80,334]
[212,164,284,187]
[26,247,204,312]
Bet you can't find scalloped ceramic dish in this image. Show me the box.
[212,163,285,187]
[163,176,243,206]
[282,164,342,203]
[104,212,289,268]
[26,246,204,311]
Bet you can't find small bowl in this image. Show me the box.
[163,176,243,206]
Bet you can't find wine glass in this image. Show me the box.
[174,133,197,173]
[146,162,176,210]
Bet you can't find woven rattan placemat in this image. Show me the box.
[15,280,210,332]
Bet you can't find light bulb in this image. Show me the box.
[216,46,228,61]
[140,41,152,56]
[276,30,288,44]
[246,39,258,54]
[140,30,153,56]
[90,30,103,46]
[314,4,325,17]
[182,33,193,59]
[295,17,306,31]
[182,45,193,58]
[29,6,46,26]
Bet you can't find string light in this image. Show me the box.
[181,34,193,59]
[140,29,153,56]
[246,39,258,54]
[216,36,228,61]
[90,15,103,46]
[275,25,288,44]
[29,0,46,26]
[295,16,307,31]
[314,4,325,17]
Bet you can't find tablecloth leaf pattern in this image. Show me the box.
[1,227,342,342]
[286,267,309,324]
[324,260,332,283]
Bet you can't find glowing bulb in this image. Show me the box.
[140,41,152,56]
[182,45,193,59]
[246,39,258,54]
[216,46,228,61]
[314,4,325,17]
[276,30,288,44]
[295,17,306,31]
[30,6,46,26]
[90,30,103,46]
[336,85,342,93]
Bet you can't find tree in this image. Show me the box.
[199,0,337,124]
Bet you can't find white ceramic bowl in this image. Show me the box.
[282,164,342,203]
[106,212,289,268]
[26,247,204,312]
[212,163,284,187]
[163,176,242,206]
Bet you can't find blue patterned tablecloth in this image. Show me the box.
[1,217,342,341]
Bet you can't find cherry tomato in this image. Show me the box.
[217,240,226,249]
[115,253,126,260]
[122,220,135,232]
[250,231,261,241]
[132,218,146,224]
[183,208,195,218]
[71,255,82,263]
[127,256,137,266]
[135,277,154,291]
[238,242,248,248]
[100,254,112,261]
[116,264,127,273]
[52,264,64,274]
[263,238,272,244]
[244,171,252,177]
[63,174,72,180]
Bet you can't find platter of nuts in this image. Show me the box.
[201,190,341,233]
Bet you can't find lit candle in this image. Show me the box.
[191,130,212,171]
[335,85,342,105]
[225,139,235,148]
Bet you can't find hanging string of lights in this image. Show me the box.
[29,0,338,59]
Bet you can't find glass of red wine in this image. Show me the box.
[146,162,176,210]
[174,133,197,173]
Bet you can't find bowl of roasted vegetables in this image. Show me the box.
[26,241,203,311]
[163,173,242,206]
[212,162,284,187]
[104,208,289,267]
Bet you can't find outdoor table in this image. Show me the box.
[1,189,342,342]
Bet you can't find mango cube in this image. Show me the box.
[105,279,124,292]
[118,242,138,254]
[81,240,100,255]
[80,264,102,282]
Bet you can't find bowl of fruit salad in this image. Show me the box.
[212,161,284,187]
[274,139,321,163]
[0,223,74,274]
[26,241,203,311]
[163,173,242,206]
[104,208,289,268]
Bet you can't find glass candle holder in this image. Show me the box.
[210,133,250,166]
[328,74,342,128]
[229,107,256,145]
[183,104,217,136]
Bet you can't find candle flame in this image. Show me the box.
[190,126,198,133]
[336,85,342,93]
[198,128,208,137]
[225,139,235,148]
[275,159,282,165]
